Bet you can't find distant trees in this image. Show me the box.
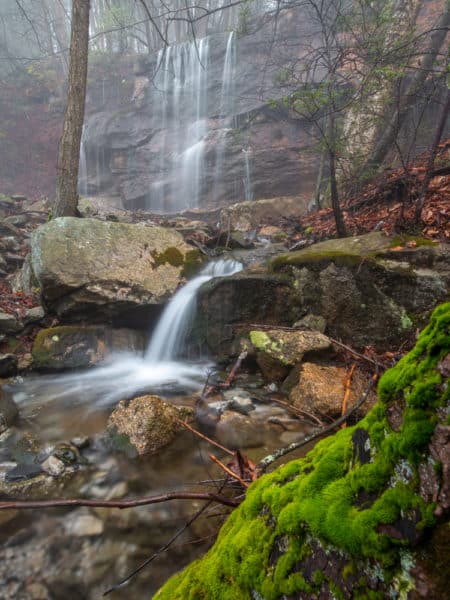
[270,0,448,235]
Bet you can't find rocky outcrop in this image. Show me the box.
[30,217,202,320]
[270,233,450,349]
[154,303,450,599]
[31,325,145,371]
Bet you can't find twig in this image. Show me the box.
[270,396,324,427]
[208,454,249,489]
[258,373,378,472]
[174,417,234,456]
[221,351,248,388]
[0,491,240,511]
[103,498,216,596]
[341,363,356,428]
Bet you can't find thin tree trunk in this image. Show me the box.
[415,89,450,222]
[364,5,450,172]
[314,145,325,209]
[328,112,347,237]
[53,0,90,218]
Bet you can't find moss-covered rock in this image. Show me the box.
[30,217,202,319]
[32,325,145,371]
[155,303,450,599]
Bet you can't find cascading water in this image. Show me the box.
[14,259,243,410]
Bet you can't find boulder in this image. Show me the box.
[30,217,202,319]
[270,233,450,349]
[107,395,181,456]
[195,273,301,357]
[31,325,145,371]
[219,196,308,232]
[289,362,376,418]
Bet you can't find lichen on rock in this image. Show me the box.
[154,303,450,599]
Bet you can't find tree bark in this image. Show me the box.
[328,112,347,237]
[364,4,450,172]
[53,0,90,218]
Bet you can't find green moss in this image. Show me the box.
[388,235,437,248]
[155,303,450,599]
[151,247,203,278]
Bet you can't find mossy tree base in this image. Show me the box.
[155,304,450,599]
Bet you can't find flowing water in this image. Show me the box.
[13,258,243,420]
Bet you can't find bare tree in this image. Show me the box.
[53,0,90,218]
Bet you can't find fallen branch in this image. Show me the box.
[258,373,378,472]
[174,417,234,456]
[0,490,240,511]
[203,350,248,397]
[209,454,249,488]
[341,363,356,428]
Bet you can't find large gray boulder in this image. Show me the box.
[30,217,202,320]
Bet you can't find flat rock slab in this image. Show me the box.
[30,217,202,319]
[250,329,331,366]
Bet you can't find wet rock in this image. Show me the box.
[17,353,33,371]
[196,273,300,357]
[64,511,104,537]
[289,362,376,418]
[0,353,18,378]
[0,311,23,334]
[23,306,45,324]
[41,456,65,477]
[107,395,181,455]
[30,217,203,320]
[71,435,90,449]
[5,463,42,482]
[32,325,145,371]
[214,411,267,449]
[24,582,50,600]
[222,389,255,414]
[0,387,19,432]
[250,329,331,366]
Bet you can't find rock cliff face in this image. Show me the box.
[154,303,450,599]
[80,8,319,212]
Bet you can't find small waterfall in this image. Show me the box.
[14,259,243,409]
[243,148,254,201]
[146,258,242,361]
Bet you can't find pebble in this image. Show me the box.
[64,512,104,537]
[41,455,65,477]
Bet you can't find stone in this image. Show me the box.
[5,463,42,482]
[24,582,50,600]
[0,311,23,334]
[32,325,145,371]
[289,362,376,418]
[0,387,18,433]
[107,395,181,455]
[30,217,202,319]
[250,329,331,366]
[23,306,45,324]
[0,353,18,378]
[293,313,327,333]
[214,411,267,449]
[64,511,104,537]
[219,197,308,232]
[41,455,65,477]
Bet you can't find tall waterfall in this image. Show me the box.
[14,259,243,408]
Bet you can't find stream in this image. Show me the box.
[0,258,314,599]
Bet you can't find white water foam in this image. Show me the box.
[13,259,243,410]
